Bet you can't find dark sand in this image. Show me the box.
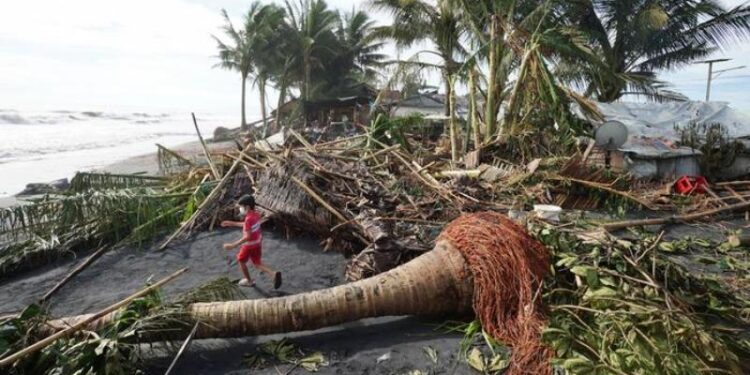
[0,227,469,374]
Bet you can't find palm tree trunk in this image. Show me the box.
[505,48,533,136]
[241,75,248,131]
[275,81,287,132]
[303,51,311,127]
[485,16,498,141]
[448,76,459,162]
[45,241,474,339]
[469,69,481,151]
[259,77,269,138]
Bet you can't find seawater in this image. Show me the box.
[0,108,237,197]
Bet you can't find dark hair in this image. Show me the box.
[237,194,256,209]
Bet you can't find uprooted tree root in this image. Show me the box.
[439,212,552,375]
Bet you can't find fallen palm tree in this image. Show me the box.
[38,212,552,374]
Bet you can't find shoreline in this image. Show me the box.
[0,136,238,208]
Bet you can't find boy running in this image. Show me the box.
[221,195,282,288]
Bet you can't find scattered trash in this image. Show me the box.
[376,351,391,364]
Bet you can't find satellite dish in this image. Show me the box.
[595,120,628,151]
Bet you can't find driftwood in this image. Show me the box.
[0,268,188,367]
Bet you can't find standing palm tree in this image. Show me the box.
[249,4,287,136]
[560,0,750,102]
[214,3,287,132]
[213,8,256,130]
[338,9,387,83]
[284,0,340,102]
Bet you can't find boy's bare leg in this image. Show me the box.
[239,262,254,285]
[253,262,282,289]
[254,263,276,277]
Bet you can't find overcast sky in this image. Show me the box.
[1,0,749,119]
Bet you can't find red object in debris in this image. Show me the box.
[674,176,708,195]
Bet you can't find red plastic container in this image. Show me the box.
[674,176,708,195]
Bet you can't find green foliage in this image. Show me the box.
[558,1,750,102]
[1,278,243,374]
[437,320,510,374]
[367,113,424,153]
[243,338,329,372]
[0,178,196,279]
[676,122,744,181]
[535,226,750,374]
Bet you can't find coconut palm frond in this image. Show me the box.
[69,172,167,193]
[0,188,195,279]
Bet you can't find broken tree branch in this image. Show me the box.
[602,200,750,231]
[192,113,220,180]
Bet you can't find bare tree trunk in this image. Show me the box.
[485,16,498,141]
[241,75,248,131]
[45,241,473,340]
[505,49,533,136]
[448,76,459,162]
[259,77,269,138]
[275,81,287,132]
[469,68,481,150]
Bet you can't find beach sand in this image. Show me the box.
[0,226,468,374]
[1,136,471,374]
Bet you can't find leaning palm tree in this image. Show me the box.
[449,0,601,151]
[559,0,750,102]
[370,0,466,118]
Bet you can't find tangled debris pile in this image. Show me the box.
[2,122,750,374]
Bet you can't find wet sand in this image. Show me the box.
[0,226,469,374]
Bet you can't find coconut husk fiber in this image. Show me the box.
[439,212,551,375]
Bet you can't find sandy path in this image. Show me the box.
[0,227,469,374]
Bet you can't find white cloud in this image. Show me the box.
[0,0,749,116]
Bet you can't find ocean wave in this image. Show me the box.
[0,131,193,162]
[0,109,173,125]
[0,114,29,124]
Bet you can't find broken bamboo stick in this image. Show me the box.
[40,245,111,302]
[289,176,347,223]
[602,200,750,231]
[163,321,200,375]
[158,144,252,250]
[192,113,220,180]
[0,268,188,367]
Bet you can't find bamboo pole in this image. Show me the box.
[192,113,220,180]
[40,245,111,302]
[0,268,188,367]
[361,144,400,162]
[289,176,347,223]
[602,200,750,231]
[288,128,313,150]
[158,144,251,251]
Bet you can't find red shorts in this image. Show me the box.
[238,243,262,265]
